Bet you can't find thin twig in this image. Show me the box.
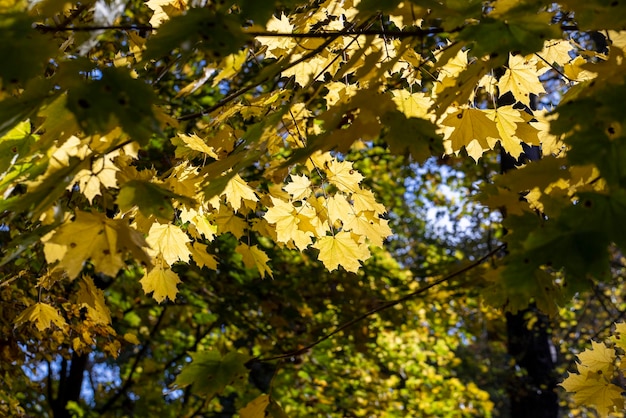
[177,26,351,122]
[253,244,506,363]
[35,24,581,35]
[534,52,572,82]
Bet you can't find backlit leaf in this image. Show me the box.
[140,263,181,303]
[312,232,370,273]
[14,302,67,332]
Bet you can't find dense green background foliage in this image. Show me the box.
[2,0,626,416]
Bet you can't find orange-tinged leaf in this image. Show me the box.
[15,302,67,332]
[146,223,191,266]
[239,394,270,418]
[140,263,181,303]
[312,232,370,273]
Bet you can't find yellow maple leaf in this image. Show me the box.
[343,212,392,247]
[77,276,111,325]
[391,90,432,119]
[498,54,546,107]
[612,322,626,352]
[283,174,311,200]
[179,207,217,240]
[256,13,296,58]
[564,55,597,82]
[45,211,151,279]
[264,197,313,249]
[140,263,181,303]
[189,241,218,270]
[297,200,328,238]
[72,151,120,203]
[239,394,270,418]
[146,223,191,266]
[576,341,617,376]
[485,105,525,159]
[264,197,297,238]
[15,302,68,332]
[537,39,573,67]
[436,47,468,81]
[282,53,331,87]
[312,232,371,273]
[325,194,353,224]
[146,0,186,27]
[561,370,624,417]
[174,133,218,159]
[351,189,386,215]
[325,82,358,107]
[325,160,364,193]
[222,174,258,212]
[533,110,564,156]
[441,108,499,161]
[236,243,273,279]
[215,205,247,239]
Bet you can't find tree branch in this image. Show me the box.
[177,21,367,122]
[96,307,167,414]
[35,24,581,35]
[253,244,505,363]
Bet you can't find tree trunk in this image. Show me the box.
[501,146,558,418]
[50,351,88,418]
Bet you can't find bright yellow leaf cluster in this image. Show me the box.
[561,324,626,417]
[265,153,391,273]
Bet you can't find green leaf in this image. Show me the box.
[116,180,194,222]
[66,67,159,143]
[458,11,559,59]
[380,111,442,163]
[143,8,249,62]
[0,78,53,138]
[173,350,250,398]
[0,13,57,84]
[0,120,36,174]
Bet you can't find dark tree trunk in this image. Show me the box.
[506,306,558,418]
[501,146,558,418]
[50,351,88,418]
